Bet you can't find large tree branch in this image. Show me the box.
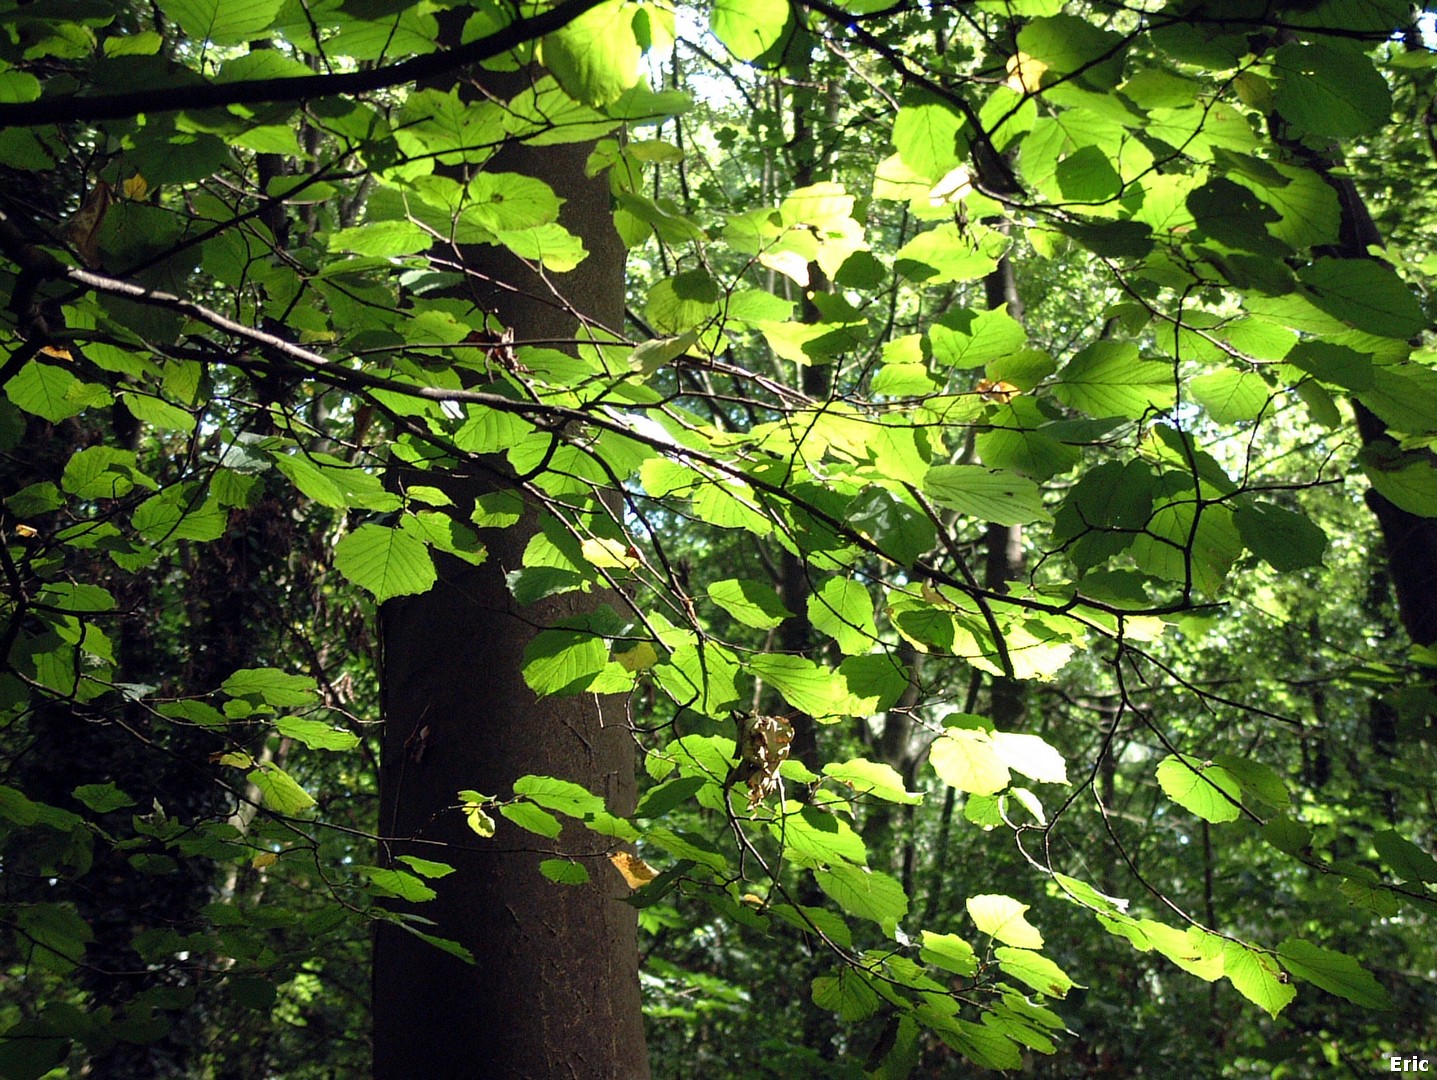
[0,0,607,128]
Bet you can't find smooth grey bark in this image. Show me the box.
[372,74,648,1079]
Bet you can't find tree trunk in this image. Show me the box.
[1285,135,1437,647]
[372,71,649,1080]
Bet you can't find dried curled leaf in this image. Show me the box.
[609,851,658,889]
[735,713,794,808]
[61,180,113,267]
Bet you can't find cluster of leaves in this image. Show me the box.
[0,0,1435,1075]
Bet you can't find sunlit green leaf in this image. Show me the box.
[1277,938,1392,1009]
[1223,941,1296,1018]
[1155,754,1241,823]
[248,764,316,815]
[333,524,437,603]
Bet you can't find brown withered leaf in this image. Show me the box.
[609,851,659,889]
[737,713,793,808]
[61,181,113,268]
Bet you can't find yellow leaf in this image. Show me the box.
[38,345,73,361]
[13,524,37,539]
[967,893,1045,949]
[614,641,659,672]
[122,174,149,201]
[251,851,278,869]
[214,750,254,768]
[581,537,640,569]
[975,378,1020,404]
[928,166,973,207]
[464,803,496,838]
[1006,51,1047,93]
[609,851,658,889]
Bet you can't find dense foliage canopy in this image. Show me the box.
[0,0,1435,1075]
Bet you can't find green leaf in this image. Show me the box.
[0,1018,70,1080]
[6,363,90,423]
[1017,14,1126,89]
[1186,178,1289,256]
[275,716,360,752]
[222,668,319,708]
[1189,370,1270,423]
[929,728,1010,795]
[71,783,136,813]
[36,582,115,614]
[522,630,608,697]
[1155,754,1241,823]
[994,947,1076,998]
[120,391,196,433]
[748,654,864,719]
[923,465,1048,527]
[949,1019,1024,1071]
[1055,145,1122,201]
[644,825,729,872]
[1223,941,1295,1018]
[635,775,707,818]
[329,220,431,257]
[248,764,316,815]
[158,0,284,46]
[501,801,563,839]
[1299,258,1426,339]
[812,969,881,1022]
[710,0,791,61]
[1129,502,1242,595]
[846,486,936,564]
[1363,450,1437,516]
[397,925,474,964]
[1212,754,1290,810]
[814,864,908,933]
[1372,829,1437,884]
[822,758,922,805]
[512,775,607,819]
[967,894,1044,948]
[396,856,456,879]
[1233,502,1328,571]
[990,731,1069,786]
[1227,159,1340,249]
[891,88,967,181]
[542,0,642,106]
[495,223,587,272]
[132,487,229,543]
[333,524,438,603]
[896,223,1002,283]
[920,931,978,976]
[1277,938,1392,1009]
[1263,816,1312,857]
[14,903,92,975]
[1134,921,1225,981]
[463,801,496,839]
[1053,341,1175,419]
[539,859,591,885]
[1358,364,1437,436]
[365,867,436,903]
[930,306,1027,369]
[1272,42,1391,139]
[770,803,867,866]
[707,578,793,630]
[806,577,876,655]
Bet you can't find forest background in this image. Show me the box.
[0,0,1435,1076]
